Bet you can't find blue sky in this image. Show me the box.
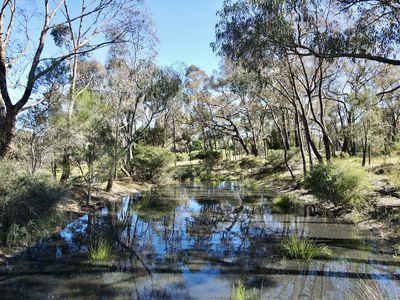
[146,0,224,75]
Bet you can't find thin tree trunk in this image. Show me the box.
[295,109,307,177]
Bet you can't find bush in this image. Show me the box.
[0,160,66,247]
[305,163,371,208]
[199,172,226,182]
[282,235,329,260]
[239,156,262,169]
[264,150,284,169]
[175,152,189,162]
[2,174,64,229]
[6,223,31,248]
[130,145,174,182]
[221,159,238,170]
[0,159,25,199]
[194,150,222,171]
[174,166,199,181]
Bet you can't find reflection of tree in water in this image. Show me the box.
[3,185,400,299]
[77,185,400,299]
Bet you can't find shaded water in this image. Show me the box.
[0,182,399,299]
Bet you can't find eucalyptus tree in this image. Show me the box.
[0,0,141,159]
[207,65,267,156]
[213,0,343,163]
[374,65,400,143]
[183,65,214,150]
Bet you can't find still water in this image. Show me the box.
[0,182,399,299]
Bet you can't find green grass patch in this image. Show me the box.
[245,182,260,191]
[89,239,112,261]
[230,280,246,300]
[282,235,329,260]
[270,195,293,213]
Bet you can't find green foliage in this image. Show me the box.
[199,172,227,182]
[174,166,199,181]
[0,159,25,198]
[175,152,189,162]
[239,156,262,169]
[305,163,371,208]
[6,223,31,248]
[130,145,174,182]
[264,150,284,168]
[230,280,246,300]
[2,175,65,230]
[0,159,66,247]
[194,150,222,171]
[221,159,238,170]
[270,195,293,213]
[245,182,260,192]
[189,139,204,152]
[268,128,283,150]
[89,239,112,261]
[282,235,329,260]
[385,142,400,155]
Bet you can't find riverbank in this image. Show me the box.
[0,179,154,264]
[238,161,400,246]
[173,154,400,247]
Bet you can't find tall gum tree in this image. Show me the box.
[0,0,140,159]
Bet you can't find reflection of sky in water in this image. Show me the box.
[59,214,89,254]
[2,183,400,299]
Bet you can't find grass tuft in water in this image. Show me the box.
[349,279,394,300]
[271,195,292,213]
[89,239,112,261]
[230,280,246,300]
[282,235,329,260]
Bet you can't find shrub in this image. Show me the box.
[389,172,400,191]
[199,172,226,182]
[175,152,189,162]
[174,166,199,181]
[1,174,65,232]
[6,223,31,248]
[194,150,222,171]
[239,157,262,169]
[264,150,283,167]
[305,163,371,208]
[130,145,174,182]
[0,160,66,247]
[0,159,25,199]
[245,182,260,192]
[89,239,112,261]
[221,159,238,170]
[282,235,329,259]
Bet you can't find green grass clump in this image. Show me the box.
[305,163,371,208]
[271,195,292,213]
[246,182,260,191]
[388,171,400,191]
[230,280,246,300]
[282,235,329,260]
[89,239,112,261]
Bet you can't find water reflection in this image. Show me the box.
[0,182,399,299]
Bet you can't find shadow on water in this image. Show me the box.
[0,182,399,299]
